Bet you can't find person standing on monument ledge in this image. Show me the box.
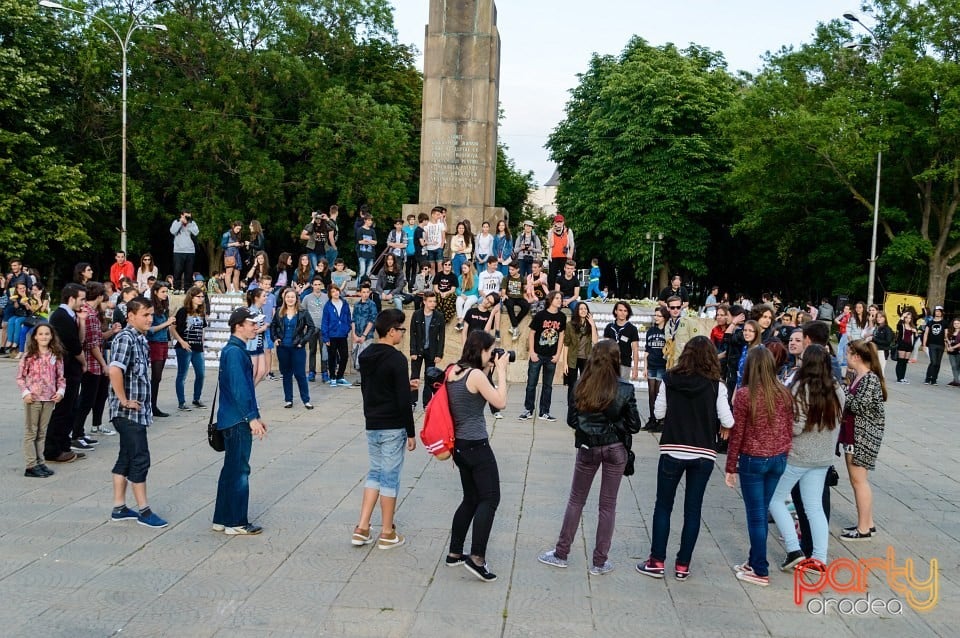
[546,214,574,290]
[425,206,446,276]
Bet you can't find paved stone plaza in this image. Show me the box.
[0,356,956,637]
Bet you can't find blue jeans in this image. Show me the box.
[277,345,310,403]
[358,257,374,279]
[365,429,407,498]
[737,453,787,576]
[213,422,253,527]
[769,464,830,562]
[452,254,467,277]
[649,454,714,566]
[524,357,556,415]
[325,248,338,266]
[175,348,205,405]
[838,333,849,366]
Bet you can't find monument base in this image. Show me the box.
[402,204,509,234]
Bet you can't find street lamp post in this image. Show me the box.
[38,0,166,254]
[646,231,663,299]
[843,12,883,308]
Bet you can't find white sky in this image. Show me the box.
[391,0,852,185]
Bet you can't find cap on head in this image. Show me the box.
[522,219,534,227]
[554,214,564,223]
[935,305,944,311]
[228,307,256,328]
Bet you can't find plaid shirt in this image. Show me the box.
[108,326,153,425]
[81,302,104,376]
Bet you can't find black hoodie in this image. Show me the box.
[358,343,415,437]
[658,371,723,460]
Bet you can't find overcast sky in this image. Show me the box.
[390,0,856,185]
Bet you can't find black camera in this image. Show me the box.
[492,348,516,362]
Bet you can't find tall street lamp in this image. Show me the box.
[39,0,167,254]
[843,11,883,308]
[646,231,663,299]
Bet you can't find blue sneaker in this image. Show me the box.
[336,379,352,387]
[329,380,338,388]
[111,505,139,522]
[307,372,316,382]
[321,372,330,383]
[137,509,168,529]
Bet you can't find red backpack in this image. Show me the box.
[420,365,456,460]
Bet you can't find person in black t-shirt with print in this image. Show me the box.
[603,301,640,381]
[555,260,580,313]
[519,292,566,422]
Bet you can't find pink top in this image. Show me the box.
[16,352,66,401]
[726,386,794,474]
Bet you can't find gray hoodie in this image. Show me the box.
[787,384,845,468]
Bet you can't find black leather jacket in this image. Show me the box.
[269,309,316,348]
[409,309,445,357]
[566,380,641,448]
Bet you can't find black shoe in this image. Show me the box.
[37,464,55,476]
[192,400,207,408]
[71,438,93,451]
[445,554,465,566]
[462,558,497,582]
[154,409,170,418]
[24,466,49,478]
[642,417,656,430]
[780,550,806,572]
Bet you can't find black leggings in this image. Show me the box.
[328,337,348,380]
[647,377,662,422]
[895,357,908,382]
[73,372,109,438]
[151,360,165,410]
[450,440,500,558]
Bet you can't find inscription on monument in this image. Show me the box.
[430,134,483,189]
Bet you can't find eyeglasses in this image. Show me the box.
[393,326,407,332]
[668,305,681,310]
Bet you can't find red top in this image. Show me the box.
[110,261,135,289]
[710,324,725,347]
[726,386,794,473]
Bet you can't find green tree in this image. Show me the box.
[0,0,97,276]
[547,39,738,294]
[722,0,960,306]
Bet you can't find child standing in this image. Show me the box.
[17,324,65,477]
[586,258,601,299]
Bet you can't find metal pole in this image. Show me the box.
[120,45,128,254]
[649,240,656,299]
[867,150,881,307]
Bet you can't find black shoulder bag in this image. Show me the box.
[207,383,224,452]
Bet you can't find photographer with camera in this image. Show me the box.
[170,209,199,293]
[445,330,509,582]
[300,211,328,272]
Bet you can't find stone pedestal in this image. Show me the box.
[405,0,506,231]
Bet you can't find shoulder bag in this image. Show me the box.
[207,383,225,452]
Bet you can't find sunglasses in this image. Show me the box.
[668,305,681,310]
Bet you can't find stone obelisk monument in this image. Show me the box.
[403,0,507,229]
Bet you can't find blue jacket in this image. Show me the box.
[217,335,260,429]
[352,299,378,341]
[321,298,352,341]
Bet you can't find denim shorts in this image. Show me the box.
[427,248,444,262]
[111,416,151,483]
[365,429,407,498]
[647,367,665,380]
[264,328,274,350]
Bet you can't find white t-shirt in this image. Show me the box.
[478,270,503,295]
[475,232,494,259]
[425,222,444,250]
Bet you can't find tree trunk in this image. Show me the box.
[926,257,950,308]
[203,238,220,275]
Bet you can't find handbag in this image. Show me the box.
[826,465,840,487]
[224,255,237,268]
[622,433,636,477]
[207,383,225,452]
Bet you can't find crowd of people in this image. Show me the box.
[3,204,954,590]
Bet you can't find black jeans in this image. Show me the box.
[504,297,530,328]
[44,373,81,459]
[791,477,831,558]
[925,345,944,383]
[450,439,500,558]
[564,357,587,414]
[74,372,109,438]
[307,332,327,375]
[410,350,439,406]
[328,337,348,380]
[649,454,714,566]
[172,252,195,291]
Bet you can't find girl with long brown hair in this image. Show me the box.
[17,324,65,477]
[838,339,887,541]
[637,336,734,581]
[725,347,794,586]
[768,345,845,572]
[146,282,176,417]
[137,253,158,293]
[170,286,208,411]
[562,302,599,411]
[539,340,640,575]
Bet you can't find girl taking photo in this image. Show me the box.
[446,330,509,582]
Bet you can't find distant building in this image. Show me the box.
[527,168,559,218]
